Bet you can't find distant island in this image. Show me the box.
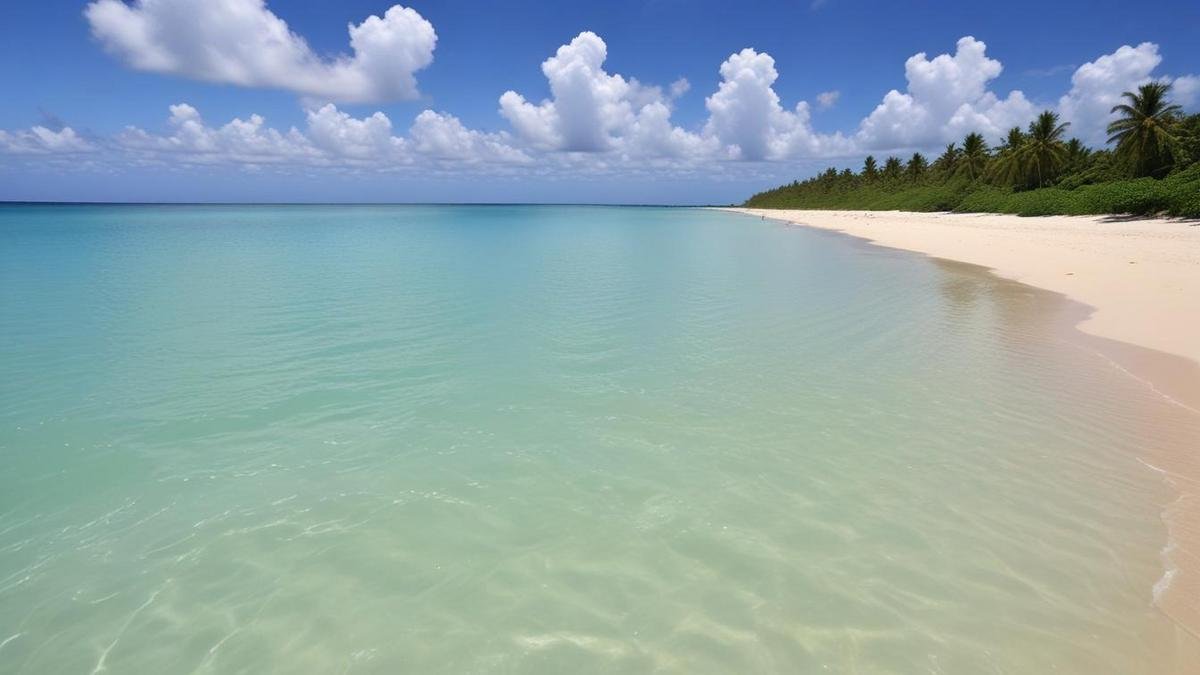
[745,83,1200,218]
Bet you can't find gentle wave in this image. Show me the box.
[1,205,1197,673]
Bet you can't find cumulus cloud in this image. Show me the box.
[497,31,707,158]
[856,36,1035,149]
[113,103,380,166]
[304,104,405,161]
[84,0,436,103]
[617,102,716,160]
[8,30,1198,177]
[90,103,530,169]
[501,32,632,151]
[497,34,849,162]
[1055,42,1200,146]
[1175,75,1200,109]
[816,90,840,109]
[409,111,530,164]
[1056,43,1163,145]
[0,126,95,154]
[115,103,319,165]
[704,48,850,160]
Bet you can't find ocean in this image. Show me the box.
[1,204,1195,673]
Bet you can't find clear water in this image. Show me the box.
[1,205,1196,673]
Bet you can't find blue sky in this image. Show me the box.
[1,0,1198,204]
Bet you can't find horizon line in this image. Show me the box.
[0,200,731,208]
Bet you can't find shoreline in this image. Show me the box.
[723,207,1200,649]
[722,208,1200,409]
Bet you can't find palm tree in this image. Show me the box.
[934,143,959,175]
[882,156,903,181]
[862,155,879,181]
[1022,110,1070,187]
[990,127,1027,186]
[906,152,928,181]
[1063,138,1091,172]
[1065,138,1089,161]
[956,132,989,180]
[1107,81,1183,178]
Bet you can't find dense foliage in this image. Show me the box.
[744,84,1200,218]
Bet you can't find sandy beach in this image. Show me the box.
[726,208,1200,406]
[727,207,1200,647]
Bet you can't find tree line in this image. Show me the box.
[744,83,1200,218]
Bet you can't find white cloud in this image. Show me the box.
[944,90,1036,141]
[0,126,95,154]
[1057,44,1200,145]
[703,48,783,160]
[703,48,851,160]
[495,32,708,159]
[1175,75,1200,109]
[84,0,436,103]
[499,32,647,152]
[409,111,530,164]
[1057,42,1162,146]
[115,103,319,165]
[94,103,528,169]
[617,102,716,160]
[856,36,1036,149]
[304,104,405,161]
[8,32,1198,177]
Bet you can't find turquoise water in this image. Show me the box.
[1,205,1196,673]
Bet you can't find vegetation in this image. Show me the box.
[1107,81,1183,178]
[744,83,1200,218]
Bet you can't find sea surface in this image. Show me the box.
[1,204,1197,674]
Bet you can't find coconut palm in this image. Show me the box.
[906,152,928,181]
[990,127,1027,186]
[1022,110,1070,187]
[955,132,989,180]
[862,155,879,181]
[1064,138,1089,162]
[1000,127,1026,152]
[934,143,960,175]
[1107,81,1183,178]
[882,156,903,181]
[1063,138,1091,173]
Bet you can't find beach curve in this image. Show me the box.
[724,207,1200,650]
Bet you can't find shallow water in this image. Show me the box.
[1,205,1196,673]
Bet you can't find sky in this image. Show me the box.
[1,0,1198,204]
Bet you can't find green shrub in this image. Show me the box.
[1107,180,1163,215]
[744,146,1200,218]
[1162,165,1200,218]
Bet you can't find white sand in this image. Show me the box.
[726,208,1200,373]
